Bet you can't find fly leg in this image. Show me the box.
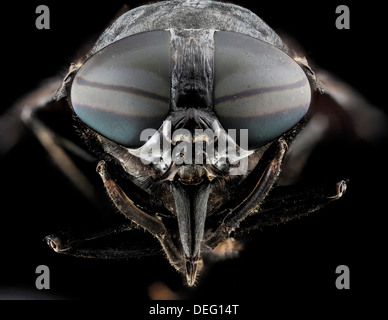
[235,179,347,235]
[278,115,330,185]
[96,161,185,272]
[2,76,102,206]
[205,139,288,249]
[21,99,99,205]
[44,222,149,259]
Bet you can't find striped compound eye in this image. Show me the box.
[214,31,311,150]
[71,31,171,148]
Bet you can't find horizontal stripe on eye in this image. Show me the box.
[75,77,170,104]
[217,105,308,149]
[71,102,168,119]
[214,77,308,105]
[71,102,166,147]
[216,103,310,120]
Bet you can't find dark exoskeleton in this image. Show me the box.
[1,0,385,287]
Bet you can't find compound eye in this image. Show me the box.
[214,31,311,150]
[71,30,171,148]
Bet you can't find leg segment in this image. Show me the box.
[23,104,98,205]
[96,161,184,272]
[205,139,288,248]
[44,222,155,259]
[236,179,348,235]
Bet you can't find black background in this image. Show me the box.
[0,0,386,311]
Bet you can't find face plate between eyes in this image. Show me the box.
[70,29,310,150]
